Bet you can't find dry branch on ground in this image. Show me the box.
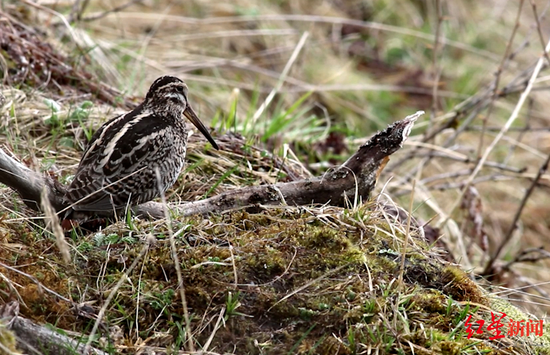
[0,112,423,220]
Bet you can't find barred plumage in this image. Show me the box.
[64,76,218,215]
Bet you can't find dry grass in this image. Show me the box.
[1,0,550,354]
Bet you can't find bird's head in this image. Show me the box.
[145,76,219,150]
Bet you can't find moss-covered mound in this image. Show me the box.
[1,202,547,354]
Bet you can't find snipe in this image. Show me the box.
[64,75,218,216]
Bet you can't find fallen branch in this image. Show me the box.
[0,149,66,212]
[12,316,108,355]
[0,112,422,219]
[0,301,107,355]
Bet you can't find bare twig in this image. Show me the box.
[529,0,550,66]
[465,125,550,132]
[503,98,534,163]
[385,4,543,187]
[415,175,515,193]
[483,149,550,275]
[476,0,524,159]
[419,169,474,185]
[69,0,87,22]
[82,0,142,22]
[440,36,550,228]
[506,247,550,268]
[405,149,526,174]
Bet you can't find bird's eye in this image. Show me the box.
[176,86,184,93]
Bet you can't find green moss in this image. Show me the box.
[439,266,488,304]
[0,322,18,355]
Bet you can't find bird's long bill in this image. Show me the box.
[183,105,219,150]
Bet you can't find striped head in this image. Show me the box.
[145,76,219,149]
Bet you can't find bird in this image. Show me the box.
[63,75,219,217]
